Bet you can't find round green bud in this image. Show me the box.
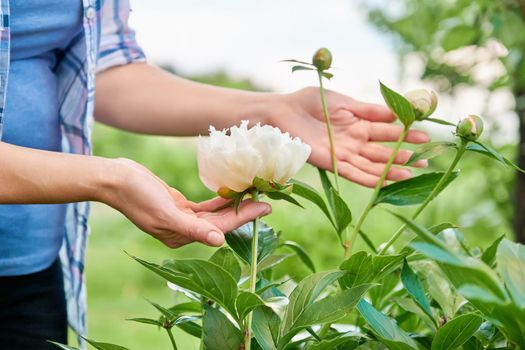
[312,48,332,71]
[456,115,484,141]
[404,89,438,121]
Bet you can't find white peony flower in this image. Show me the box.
[198,120,311,193]
[404,89,438,120]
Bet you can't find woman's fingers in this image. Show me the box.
[189,196,232,212]
[368,122,430,143]
[346,155,412,181]
[359,143,428,167]
[200,199,272,235]
[337,162,383,188]
[346,98,396,122]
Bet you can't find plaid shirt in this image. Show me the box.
[0,0,145,339]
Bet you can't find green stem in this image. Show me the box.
[347,126,411,256]
[317,70,352,256]
[244,191,260,350]
[166,327,178,350]
[317,70,340,190]
[378,139,469,255]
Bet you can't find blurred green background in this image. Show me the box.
[82,0,525,347]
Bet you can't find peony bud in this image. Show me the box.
[456,115,484,141]
[198,121,311,193]
[404,89,438,120]
[312,48,332,71]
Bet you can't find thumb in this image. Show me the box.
[173,212,225,247]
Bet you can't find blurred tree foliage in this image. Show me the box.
[363,0,525,242]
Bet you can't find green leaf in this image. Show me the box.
[466,142,525,174]
[266,190,304,208]
[410,241,508,302]
[203,306,243,350]
[357,299,418,350]
[291,179,334,228]
[226,221,278,264]
[308,332,360,350]
[281,59,314,66]
[442,25,478,51]
[236,292,265,321]
[253,306,280,350]
[496,239,525,308]
[209,247,242,282]
[425,117,457,127]
[83,338,130,350]
[48,342,80,350]
[318,168,335,212]
[481,234,505,266]
[279,284,371,347]
[375,171,459,206]
[280,271,345,338]
[176,320,202,338]
[406,142,457,166]
[322,72,334,79]
[391,213,448,249]
[281,240,316,272]
[401,260,434,322]
[292,65,315,73]
[379,81,415,127]
[256,254,291,274]
[127,317,163,327]
[339,251,373,289]
[330,188,352,235]
[431,314,483,350]
[131,255,239,319]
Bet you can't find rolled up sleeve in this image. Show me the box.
[96,0,146,74]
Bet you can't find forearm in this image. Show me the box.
[0,141,115,204]
[94,63,283,136]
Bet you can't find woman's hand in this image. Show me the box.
[103,158,271,248]
[271,87,431,187]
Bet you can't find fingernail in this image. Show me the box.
[401,169,412,178]
[207,231,224,246]
[419,160,429,167]
[261,205,272,216]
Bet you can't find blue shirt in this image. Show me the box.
[0,0,83,276]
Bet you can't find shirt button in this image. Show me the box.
[86,7,96,19]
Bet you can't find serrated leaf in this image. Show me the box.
[236,292,265,321]
[226,221,278,264]
[281,240,316,272]
[380,81,415,126]
[406,142,457,166]
[291,179,334,228]
[357,299,418,350]
[431,314,483,350]
[401,260,434,322]
[496,239,525,308]
[209,247,242,282]
[375,171,459,206]
[203,306,243,350]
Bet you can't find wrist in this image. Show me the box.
[91,157,129,205]
[237,92,289,127]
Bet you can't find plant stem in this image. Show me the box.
[378,139,469,254]
[244,191,260,350]
[317,70,340,190]
[166,328,178,350]
[317,70,352,256]
[347,126,411,256]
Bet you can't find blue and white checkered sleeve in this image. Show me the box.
[97,0,146,74]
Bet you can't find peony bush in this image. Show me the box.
[53,49,525,350]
